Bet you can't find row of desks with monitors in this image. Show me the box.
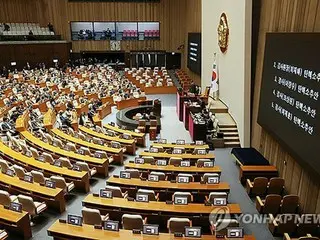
[48,221,256,240]
[139,152,214,161]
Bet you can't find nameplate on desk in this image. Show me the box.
[103,220,119,231]
[196,149,207,155]
[143,224,159,235]
[136,193,149,202]
[9,202,22,213]
[174,232,183,237]
[59,219,67,224]
[120,171,131,179]
[45,180,56,189]
[132,229,141,234]
[109,122,115,127]
[195,140,204,145]
[5,169,15,177]
[94,225,102,229]
[180,161,190,167]
[149,147,159,153]
[158,139,167,144]
[173,149,183,154]
[72,164,81,171]
[53,160,62,167]
[176,140,185,145]
[23,175,33,183]
[157,160,167,166]
[148,175,159,182]
[67,214,83,226]
[203,161,214,168]
[134,158,144,164]
[185,227,202,238]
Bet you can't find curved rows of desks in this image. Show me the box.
[0,141,90,192]
[21,130,111,177]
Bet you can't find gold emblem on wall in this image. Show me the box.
[217,13,229,53]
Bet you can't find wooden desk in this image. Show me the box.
[239,165,278,184]
[76,103,89,117]
[152,143,210,151]
[51,129,123,165]
[97,102,112,119]
[139,151,215,162]
[0,205,31,239]
[125,162,221,174]
[144,86,177,95]
[43,109,56,130]
[21,131,110,177]
[116,97,146,110]
[48,221,256,240]
[0,141,90,192]
[15,111,29,132]
[0,172,66,213]
[104,124,146,147]
[83,196,241,215]
[79,126,136,155]
[107,177,230,201]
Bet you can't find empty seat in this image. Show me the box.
[75,161,97,177]
[31,170,47,185]
[269,214,299,235]
[206,192,228,204]
[12,165,28,179]
[256,194,282,215]
[142,156,155,164]
[19,141,32,156]
[30,147,44,161]
[59,157,73,169]
[78,146,92,156]
[125,169,140,178]
[0,159,12,174]
[122,214,146,230]
[92,137,104,145]
[167,217,191,233]
[246,177,268,196]
[137,189,158,201]
[168,157,182,166]
[284,235,320,240]
[82,207,109,226]
[78,132,87,141]
[196,159,213,167]
[68,128,76,137]
[45,133,53,145]
[149,171,166,181]
[172,192,193,203]
[50,176,75,193]
[42,152,54,164]
[53,137,64,148]
[177,173,194,182]
[280,195,300,213]
[17,194,47,217]
[267,177,285,195]
[0,190,18,207]
[66,142,77,152]
[105,185,128,198]
[94,151,108,158]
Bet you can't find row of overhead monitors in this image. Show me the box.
[71,22,160,41]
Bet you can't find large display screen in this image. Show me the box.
[258,33,320,177]
[70,21,159,41]
[187,33,201,75]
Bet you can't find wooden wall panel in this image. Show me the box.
[252,0,320,213]
[0,0,39,24]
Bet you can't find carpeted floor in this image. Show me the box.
[10,94,277,240]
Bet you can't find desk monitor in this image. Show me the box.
[180,161,190,167]
[185,227,201,238]
[72,164,81,171]
[176,139,185,145]
[159,139,167,144]
[143,224,159,235]
[23,175,33,183]
[177,176,189,183]
[5,169,15,177]
[10,202,22,213]
[103,220,119,231]
[54,160,62,167]
[150,147,159,153]
[100,189,113,199]
[94,152,102,158]
[45,180,56,189]
[135,157,144,164]
[203,161,214,168]
[67,214,83,226]
[109,122,115,127]
[174,196,188,205]
[148,174,159,182]
[213,197,227,206]
[227,227,244,238]
[78,149,85,155]
[196,149,206,155]
[120,171,131,179]
[207,176,220,184]
[195,140,204,145]
[111,142,121,148]
[157,160,167,166]
[107,130,116,137]
[136,193,149,202]
[123,133,131,140]
[173,149,183,154]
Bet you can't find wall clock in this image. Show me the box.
[110,40,121,51]
[217,13,229,53]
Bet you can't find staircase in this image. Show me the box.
[209,100,241,148]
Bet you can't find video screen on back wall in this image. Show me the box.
[258,33,320,177]
[187,33,201,75]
